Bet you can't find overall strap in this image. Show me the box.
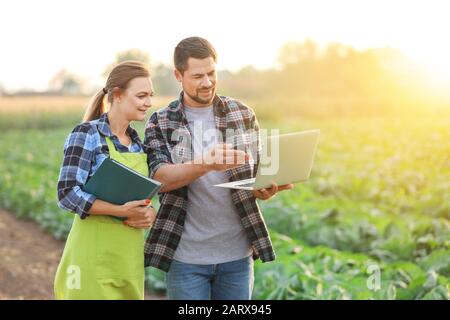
[105,136,119,158]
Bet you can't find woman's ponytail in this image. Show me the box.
[83,89,107,122]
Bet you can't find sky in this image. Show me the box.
[1,0,450,91]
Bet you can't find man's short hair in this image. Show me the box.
[174,37,217,74]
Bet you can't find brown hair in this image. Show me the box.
[174,37,217,74]
[83,60,150,122]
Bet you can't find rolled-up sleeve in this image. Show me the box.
[143,112,172,179]
[57,124,97,219]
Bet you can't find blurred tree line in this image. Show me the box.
[219,39,449,118]
[37,41,449,117]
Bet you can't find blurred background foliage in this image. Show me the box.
[0,41,449,300]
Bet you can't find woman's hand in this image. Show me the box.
[120,199,156,229]
[117,199,151,219]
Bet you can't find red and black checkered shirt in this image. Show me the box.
[143,92,276,271]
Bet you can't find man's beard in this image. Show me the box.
[185,86,216,105]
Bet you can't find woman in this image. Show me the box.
[54,61,156,300]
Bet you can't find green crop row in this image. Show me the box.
[1,114,448,299]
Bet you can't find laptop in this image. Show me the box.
[214,129,320,190]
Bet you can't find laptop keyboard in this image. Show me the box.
[239,183,254,187]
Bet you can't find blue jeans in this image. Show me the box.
[166,256,254,300]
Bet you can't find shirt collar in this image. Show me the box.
[96,112,140,142]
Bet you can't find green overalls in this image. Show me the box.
[54,136,148,300]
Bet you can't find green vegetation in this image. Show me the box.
[1,99,448,299]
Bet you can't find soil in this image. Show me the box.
[0,209,165,300]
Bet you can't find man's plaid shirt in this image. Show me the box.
[143,92,276,271]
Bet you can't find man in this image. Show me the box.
[143,37,293,300]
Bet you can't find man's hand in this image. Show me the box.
[153,144,251,193]
[202,143,250,172]
[252,183,294,201]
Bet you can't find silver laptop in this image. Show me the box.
[214,129,320,190]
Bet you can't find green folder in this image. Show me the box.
[84,158,162,220]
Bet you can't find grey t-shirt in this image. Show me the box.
[173,105,252,264]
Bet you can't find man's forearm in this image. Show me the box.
[153,144,249,192]
[154,162,210,192]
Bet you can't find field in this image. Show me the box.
[0,96,449,300]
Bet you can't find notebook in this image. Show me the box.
[84,158,162,220]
